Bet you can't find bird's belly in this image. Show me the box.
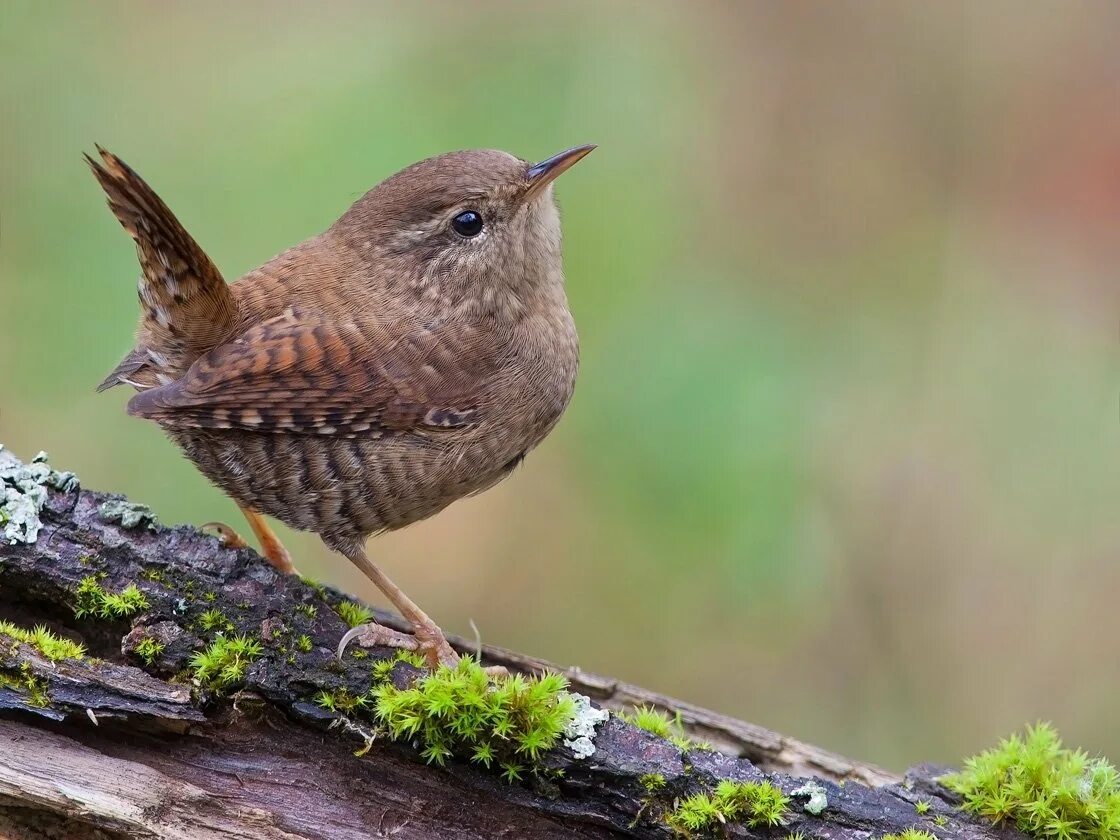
[168,331,577,546]
[171,426,533,546]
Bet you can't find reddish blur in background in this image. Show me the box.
[1,2,1117,770]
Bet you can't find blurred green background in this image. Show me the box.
[2,2,1117,771]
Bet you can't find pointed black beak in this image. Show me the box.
[523,144,596,199]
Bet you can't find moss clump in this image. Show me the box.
[620,704,708,751]
[942,723,1120,840]
[371,655,575,777]
[134,637,165,666]
[641,773,667,794]
[0,621,85,661]
[370,649,427,679]
[914,800,930,815]
[197,608,233,632]
[667,779,789,835]
[190,634,263,689]
[73,576,149,620]
[300,575,328,597]
[336,600,374,628]
[296,604,318,620]
[0,662,51,707]
[296,634,313,653]
[883,831,937,840]
[314,688,367,714]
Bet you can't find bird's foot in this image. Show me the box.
[204,521,250,549]
[203,514,296,576]
[336,620,460,670]
[336,621,419,660]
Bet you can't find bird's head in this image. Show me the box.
[333,145,594,313]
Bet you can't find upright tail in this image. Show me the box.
[87,146,239,390]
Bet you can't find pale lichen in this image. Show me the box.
[562,692,609,759]
[97,498,157,530]
[0,446,78,544]
[791,780,828,815]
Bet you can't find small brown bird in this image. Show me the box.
[89,143,593,667]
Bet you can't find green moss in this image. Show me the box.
[73,576,149,620]
[914,800,930,815]
[942,723,1120,840]
[135,637,165,666]
[198,608,233,633]
[314,688,367,714]
[641,773,667,794]
[300,575,327,597]
[296,604,318,620]
[667,779,789,835]
[0,663,50,707]
[190,634,263,689]
[296,634,313,653]
[620,704,708,751]
[336,600,374,628]
[371,649,427,680]
[0,620,85,661]
[932,815,948,827]
[786,833,807,840]
[370,656,575,775]
[883,831,936,840]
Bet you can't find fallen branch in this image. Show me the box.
[0,445,1008,839]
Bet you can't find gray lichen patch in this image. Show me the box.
[562,692,610,759]
[792,780,828,815]
[0,445,79,544]
[97,498,157,530]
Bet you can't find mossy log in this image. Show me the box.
[0,446,1014,839]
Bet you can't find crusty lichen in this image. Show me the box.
[942,722,1120,840]
[791,779,828,815]
[97,498,157,530]
[0,446,78,544]
[562,691,609,759]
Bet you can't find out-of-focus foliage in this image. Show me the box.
[1,2,1117,770]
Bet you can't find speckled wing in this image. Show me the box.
[87,146,238,388]
[126,310,490,438]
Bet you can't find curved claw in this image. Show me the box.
[202,521,249,549]
[336,622,419,661]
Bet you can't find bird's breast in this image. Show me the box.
[488,304,579,448]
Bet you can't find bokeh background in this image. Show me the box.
[2,2,1117,771]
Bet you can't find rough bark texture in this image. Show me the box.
[0,446,1018,839]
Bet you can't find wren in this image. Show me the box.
[89,143,594,667]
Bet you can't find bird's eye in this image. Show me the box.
[451,210,484,238]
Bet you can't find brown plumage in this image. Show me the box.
[90,143,593,667]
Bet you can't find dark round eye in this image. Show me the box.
[451,210,484,238]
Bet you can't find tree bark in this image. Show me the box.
[0,446,1012,839]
